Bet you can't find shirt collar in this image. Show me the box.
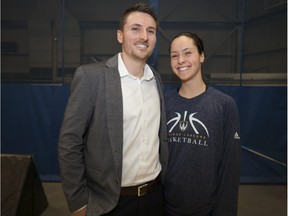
[118,53,155,80]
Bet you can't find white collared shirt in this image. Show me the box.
[118,53,161,186]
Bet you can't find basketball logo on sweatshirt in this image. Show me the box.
[167,111,209,137]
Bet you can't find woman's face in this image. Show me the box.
[170,35,204,83]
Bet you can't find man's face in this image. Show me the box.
[117,11,157,62]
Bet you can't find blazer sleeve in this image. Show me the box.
[58,65,98,212]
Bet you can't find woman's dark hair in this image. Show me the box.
[169,32,205,56]
[119,3,158,30]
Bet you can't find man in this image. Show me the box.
[58,3,169,216]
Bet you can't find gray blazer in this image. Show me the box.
[58,54,169,215]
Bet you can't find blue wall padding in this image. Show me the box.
[215,86,287,183]
[1,83,287,183]
[1,84,69,181]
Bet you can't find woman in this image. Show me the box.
[163,32,241,216]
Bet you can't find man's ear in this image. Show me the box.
[117,30,123,44]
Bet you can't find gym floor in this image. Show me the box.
[40,183,287,216]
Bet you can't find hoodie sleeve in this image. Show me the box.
[213,98,241,216]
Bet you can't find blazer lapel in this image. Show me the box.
[105,56,123,181]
